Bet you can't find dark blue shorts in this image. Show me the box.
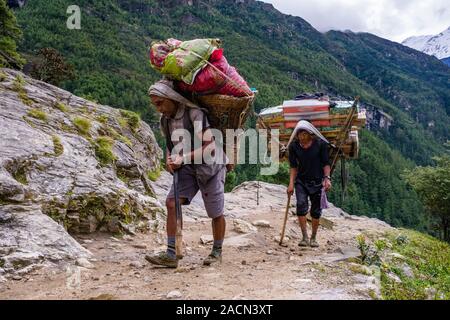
[295,181,322,219]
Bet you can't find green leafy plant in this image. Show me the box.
[54,101,69,112]
[73,117,91,135]
[27,108,47,121]
[94,136,116,165]
[119,110,140,131]
[147,167,161,182]
[13,75,33,106]
[0,0,25,68]
[403,156,450,242]
[381,230,450,300]
[356,234,384,266]
[52,135,64,156]
[96,114,109,124]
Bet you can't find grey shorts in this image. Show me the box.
[167,165,226,219]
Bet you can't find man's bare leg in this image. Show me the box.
[212,215,226,242]
[166,198,177,238]
[298,215,309,246]
[204,215,226,265]
[311,218,320,240]
[310,218,320,247]
[145,198,186,267]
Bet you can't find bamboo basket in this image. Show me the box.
[194,94,254,132]
[193,93,255,165]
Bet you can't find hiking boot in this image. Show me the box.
[145,251,178,268]
[310,238,319,248]
[298,238,310,247]
[203,252,222,266]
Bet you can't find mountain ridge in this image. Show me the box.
[402,26,450,60]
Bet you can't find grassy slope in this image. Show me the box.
[381,229,450,300]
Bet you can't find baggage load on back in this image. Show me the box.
[150,38,252,97]
[281,99,331,128]
[257,96,366,161]
[176,49,252,97]
[149,38,256,167]
[150,38,220,85]
[258,105,284,123]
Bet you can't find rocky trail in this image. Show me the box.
[0,69,393,300]
[0,174,392,300]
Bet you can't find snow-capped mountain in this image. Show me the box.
[402,26,450,60]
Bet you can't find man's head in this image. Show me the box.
[297,129,314,145]
[150,95,178,118]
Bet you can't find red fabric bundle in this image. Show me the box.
[283,106,330,114]
[284,120,331,129]
[177,49,252,97]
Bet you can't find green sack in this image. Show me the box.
[160,38,221,85]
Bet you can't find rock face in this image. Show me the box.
[0,68,163,233]
[0,205,91,274]
[0,68,164,272]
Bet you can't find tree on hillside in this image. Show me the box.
[403,156,450,242]
[30,48,75,86]
[0,0,24,68]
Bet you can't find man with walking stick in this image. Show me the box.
[146,80,227,268]
[286,121,332,248]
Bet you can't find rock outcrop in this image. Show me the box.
[0,205,91,274]
[0,68,164,273]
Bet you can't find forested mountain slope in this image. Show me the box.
[11,0,450,232]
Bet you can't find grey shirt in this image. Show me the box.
[162,105,226,184]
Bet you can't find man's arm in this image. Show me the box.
[323,165,331,178]
[287,144,298,195]
[166,148,174,174]
[319,141,332,191]
[287,167,298,195]
[323,164,331,191]
[182,127,214,164]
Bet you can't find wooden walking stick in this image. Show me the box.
[173,170,183,259]
[279,194,292,246]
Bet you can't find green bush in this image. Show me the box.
[27,108,47,121]
[73,117,91,135]
[118,135,132,147]
[147,167,161,182]
[96,114,109,124]
[52,135,64,156]
[13,75,33,105]
[55,102,69,112]
[120,110,140,131]
[12,75,25,91]
[94,136,116,165]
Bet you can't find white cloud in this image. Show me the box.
[262,0,450,42]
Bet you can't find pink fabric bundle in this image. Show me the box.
[149,39,182,70]
[177,49,252,97]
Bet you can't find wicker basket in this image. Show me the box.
[192,94,255,166]
[194,94,254,132]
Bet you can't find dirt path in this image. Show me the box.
[0,205,391,300]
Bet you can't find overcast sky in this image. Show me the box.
[262,0,450,42]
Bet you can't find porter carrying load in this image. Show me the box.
[149,38,256,166]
